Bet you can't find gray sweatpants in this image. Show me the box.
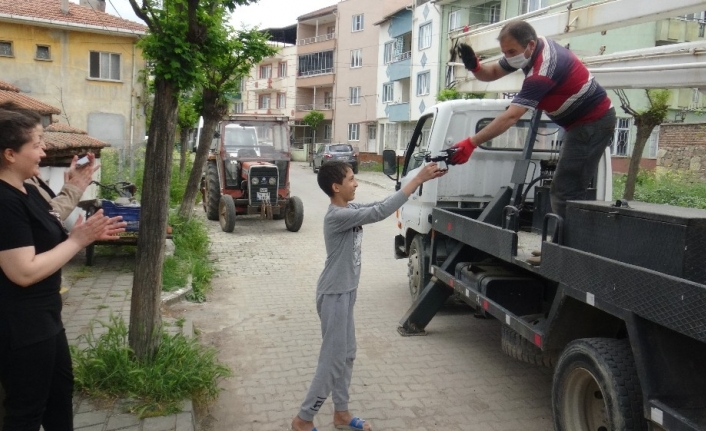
[299,290,357,421]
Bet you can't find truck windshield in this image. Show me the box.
[404,114,433,173]
[223,121,289,153]
[475,118,561,151]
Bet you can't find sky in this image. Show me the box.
[82,0,339,30]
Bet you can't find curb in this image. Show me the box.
[161,275,193,306]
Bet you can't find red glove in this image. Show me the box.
[448,137,477,165]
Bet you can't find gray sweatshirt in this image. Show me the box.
[316,190,409,295]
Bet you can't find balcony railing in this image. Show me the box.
[295,103,333,111]
[386,51,411,64]
[297,33,336,46]
[298,68,334,77]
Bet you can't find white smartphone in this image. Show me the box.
[76,155,90,168]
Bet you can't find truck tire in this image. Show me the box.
[408,235,430,301]
[285,196,304,232]
[501,325,556,368]
[205,162,220,221]
[552,338,645,431]
[219,195,236,232]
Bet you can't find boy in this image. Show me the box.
[291,161,446,431]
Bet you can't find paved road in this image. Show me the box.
[170,163,554,431]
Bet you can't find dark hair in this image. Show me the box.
[317,161,352,197]
[498,20,537,48]
[0,101,42,153]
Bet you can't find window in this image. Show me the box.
[260,64,272,79]
[384,42,395,64]
[233,101,244,113]
[35,45,51,60]
[324,124,332,140]
[327,26,336,36]
[0,41,13,57]
[418,23,432,50]
[449,10,462,31]
[350,49,362,68]
[259,94,271,109]
[298,51,334,76]
[612,117,631,156]
[324,92,332,109]
[348,123,360,141]
[350,87,361,105]
[417,71,430,96]
[278,62,287,77]
[489,4,501,24]
[368,124,377,140]
[521,0,545,14]
[382,83,394,103]
[277,93,286,108]
[89,51,120,80]
[352,14,364,32]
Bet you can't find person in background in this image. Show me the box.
[0,106,125,431]
[0,102,98,222]
[449,20,616,223]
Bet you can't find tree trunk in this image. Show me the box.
[129,77,178,361]
[177,89,227,219]
[623,118,659,200]
[179,127,189,174]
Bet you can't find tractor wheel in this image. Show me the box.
[552,338,645,431]
[205,161,220,221]
[219,195,236,232]
[407,235,430,301]
[284,196,304,232]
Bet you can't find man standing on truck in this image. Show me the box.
[449,20,616,221]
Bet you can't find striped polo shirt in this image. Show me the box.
[499,36,611,130]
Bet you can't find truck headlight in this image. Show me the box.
[268,177,277,185]
[252,177,260,185]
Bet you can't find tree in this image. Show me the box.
[178,26,277,218]
[302,110,324,162]
[127,0,256,360]
[615,89,670,200]
[177,93,200,174]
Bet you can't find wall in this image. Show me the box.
[0,22,146,148]
[656,122,706,180]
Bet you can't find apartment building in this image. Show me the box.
[239,41,297,119]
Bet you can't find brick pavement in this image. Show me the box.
[169,163,554,431]
[58,247,196,431]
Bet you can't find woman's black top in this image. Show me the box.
[0,180,68,350]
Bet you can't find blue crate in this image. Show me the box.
[101,199,140,231]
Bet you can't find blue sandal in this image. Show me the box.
[335,417,370,431]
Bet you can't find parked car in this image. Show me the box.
[312,144,358,174]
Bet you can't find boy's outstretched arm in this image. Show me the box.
[401,162,446,196]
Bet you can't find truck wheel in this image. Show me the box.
[408,235,430,301]
[205,162,220,221]
[553,338,645,431]
[219,195,236,232]
[284,196,304,232]
[501,325,556,368]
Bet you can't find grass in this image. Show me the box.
[358,161,384,172]
[612,169,706,209]
[71,315,231,418]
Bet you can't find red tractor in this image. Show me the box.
[200,114,304,232]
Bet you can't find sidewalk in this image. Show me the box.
[60,247,195,431]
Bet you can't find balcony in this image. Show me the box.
[298,33,335,46]
[293,106,333,121]
[297,35,336,55]
[296,70,335,88]
[656,17,706,43]
[295,103,333,111]
[387,52,411,81]
[386,102,410,122]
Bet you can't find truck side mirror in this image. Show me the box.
[382,150,398,176]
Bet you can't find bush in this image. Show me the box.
[71,315,231,417]
[612,170,706,209]
[166,213,215,302]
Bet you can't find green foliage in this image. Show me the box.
[170,150,193,206]
[71,315,231,417]
[166,213,215,302]
[177,94,200,135]
[436,88,485,102]
[302,110,325,129]
[612,170,706,209]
